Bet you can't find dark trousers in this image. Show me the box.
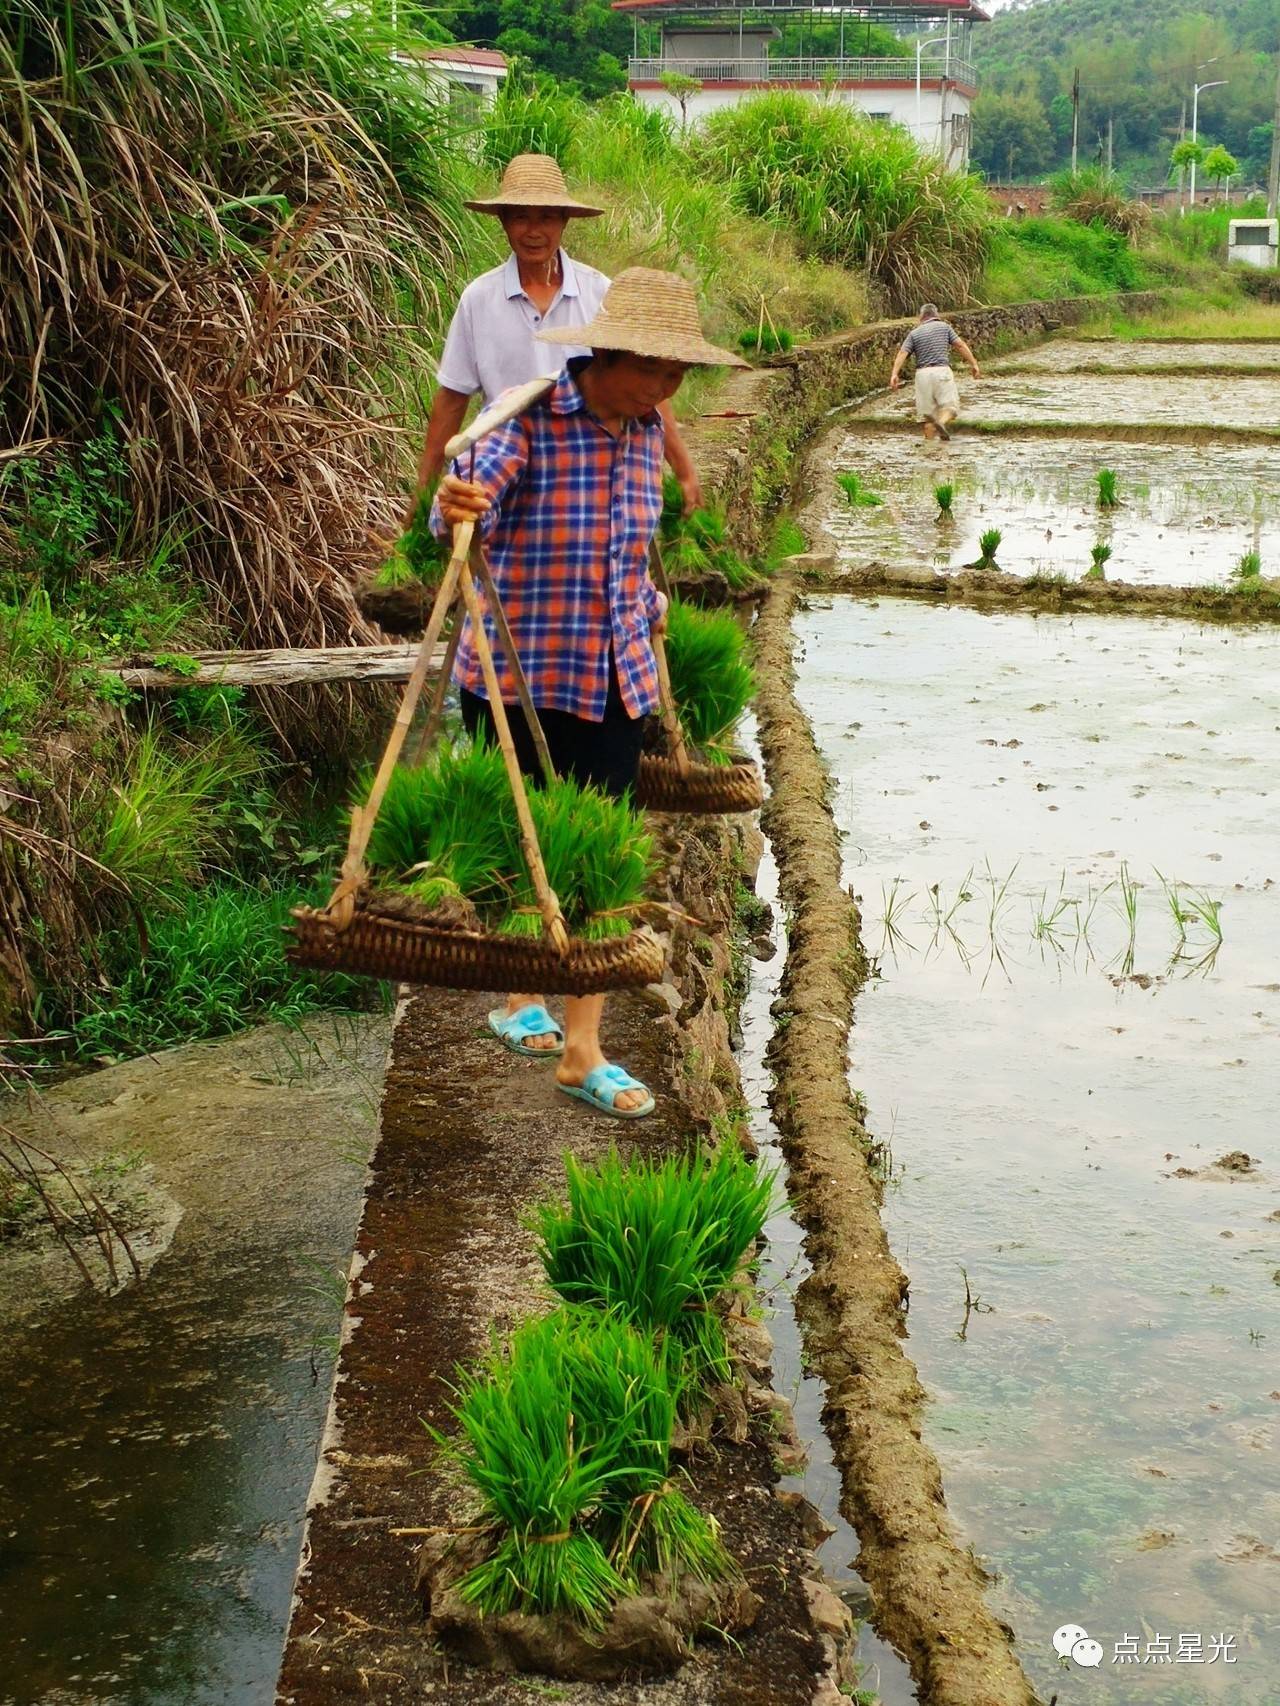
[460,671,646,802]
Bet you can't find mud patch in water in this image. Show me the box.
[794,599,1280,1704]
[818,434,1279,588]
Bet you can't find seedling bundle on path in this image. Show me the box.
[421,1145,774,1661]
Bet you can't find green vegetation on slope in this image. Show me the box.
[972,0,1278,183]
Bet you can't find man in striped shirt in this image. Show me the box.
[888,303,982,441]
[435,269,745,1118]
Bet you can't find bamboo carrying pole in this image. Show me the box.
[456,559,569,952]
[325,522,568,954]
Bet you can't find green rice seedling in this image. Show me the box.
[1232,551,1262,580]
[374,484,449,589]
[526,778,654,940]
[364,742,515,905]
[836,471,883,509]
[445,1310,727,1620]
[737,326,794,355]
[533,1145,774,1389]
[977,528,1002,569]
[765,514,807,569]
[1086,541,1112,580]
[1181,887,1223,944]
[1096,469,1119,509]
[663,599,755,757]
[934,482,955,519]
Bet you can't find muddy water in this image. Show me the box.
[989,340,1280,374]
[792,597,1280,1703]
[823,435,1279,588]
[737,725,917,1704]
[0,1014,388,1705]
[859,371,1280,432]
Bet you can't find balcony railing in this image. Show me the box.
[628,54,976,85]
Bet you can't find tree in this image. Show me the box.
[659,70,702,133]
[1202,142,1240,199]
[971,90,1055,181]
[1169,136,1204,211]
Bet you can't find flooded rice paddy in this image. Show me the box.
[824,435,1279,588]
[859,369,1280,433]
[989,339,1280,374]
[793,596,1280,1703]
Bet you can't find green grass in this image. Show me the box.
[663,600,755,757]
[836,472,883,509]
[443,1309,728,1622]
[1081,302,1280,341]
[55,881,372,1060]
[533,1145,774,1388]
[981,215,1144,302]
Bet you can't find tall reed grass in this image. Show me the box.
[695,92,992,312]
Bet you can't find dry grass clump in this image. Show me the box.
[1049,168,1151,245]
[0,0,474,740]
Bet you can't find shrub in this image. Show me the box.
[1049,167,1150,243]
[444,1309,728,1621]
[696,91,992,312]
[982,216,1144,300]
[533,1145,774,1387]
[663,600,755,756]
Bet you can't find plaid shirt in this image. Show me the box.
[432,365,664,722]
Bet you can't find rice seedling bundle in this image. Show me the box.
[1086,541,1112,580]
[934,482,955,519]
[1096,469,1119,509]
[374,485,449,590]
[533,1145,774,1387]
[737,326,794,355]
[446,1310,728,1621]
[363,742,653,940]
[1233,550,1262,580]
[662,600,755,758]
[836,472,883,509]
[658,480,754,588]
[977,528,1002,568]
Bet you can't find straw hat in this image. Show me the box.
[538,268,748,369]
[464,153,604,219]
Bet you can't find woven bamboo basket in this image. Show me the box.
[635,751,763,814]
[288,896,663,994]
[288,520,665,996]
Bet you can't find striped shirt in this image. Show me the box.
[900,319,958,369]
[436,251,611,404]
[432,364,665,723]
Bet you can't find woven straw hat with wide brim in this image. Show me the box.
[464,152,604,218]
[539,267,748,369]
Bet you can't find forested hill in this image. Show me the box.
[971,0,1278,182]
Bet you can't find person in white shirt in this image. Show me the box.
[404,153,702,523]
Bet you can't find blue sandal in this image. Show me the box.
[557,1062,655,1120]
[488,1004,564,1058]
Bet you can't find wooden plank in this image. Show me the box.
[100,644,446,690]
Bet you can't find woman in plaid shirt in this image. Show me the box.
[437,268,745,1118]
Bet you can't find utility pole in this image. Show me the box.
[1071,66,1080,174]
[1268,53,1280,217]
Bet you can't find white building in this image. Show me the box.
[395,44,509,111]
[614,0,988,169]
